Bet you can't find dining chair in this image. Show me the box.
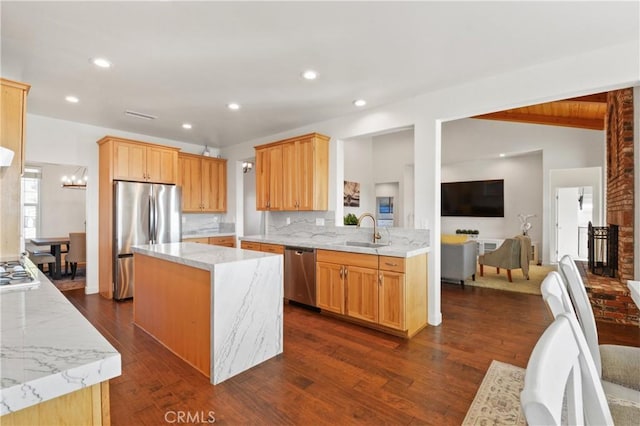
[558,255,640,391]
[521,313,613,425]
[66,232,86,280]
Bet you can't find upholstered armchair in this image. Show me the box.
[441,240,477,288]
[66,232,86,280]
[478,235,530,282]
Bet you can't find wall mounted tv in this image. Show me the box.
[441,179,504,217]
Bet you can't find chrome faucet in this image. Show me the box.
[357,213,382,243]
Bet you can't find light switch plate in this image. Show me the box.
[316,218,325,226]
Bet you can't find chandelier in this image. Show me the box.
[61,167,88,189]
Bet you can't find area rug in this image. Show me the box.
[460,264,556,295]
[463,360,526,426]
[51,270,86,292]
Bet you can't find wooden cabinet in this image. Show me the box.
[256,133,329,211]
[316,250,378,320]
[97,136,181,298]
[112,139,178,184]
[178,153,227,212]
[255,144,283,210]
[316,250,427,337]
[184,236,236,248]
[0,78,30,257]
[240,241,284,254]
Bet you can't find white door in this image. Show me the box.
[556,187,580,261]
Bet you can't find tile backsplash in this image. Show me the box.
[183,214,235,235]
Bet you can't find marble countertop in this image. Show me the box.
[240,234,430,258]
[0,263,121,415]
[133,242,280,271]
[182,232,236,239]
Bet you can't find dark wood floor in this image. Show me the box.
[63,283,639,425]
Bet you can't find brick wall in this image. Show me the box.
[606,88,635,281]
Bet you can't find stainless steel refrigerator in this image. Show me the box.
[113,181,182,300]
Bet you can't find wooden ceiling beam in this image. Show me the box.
[473,111,605,131]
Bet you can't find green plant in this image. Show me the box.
[344,213,358,225]
[455,229,479,235]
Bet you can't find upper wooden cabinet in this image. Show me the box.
[178,153,227,213]
[0,78,30,256]
[111,139,178,184]
[255,133,329,211]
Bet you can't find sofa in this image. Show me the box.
[441,237,477,288]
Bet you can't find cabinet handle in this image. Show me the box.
[344,267,348,278]
[379,272,383,286]
[339,266,344,279]
[385,262,398,267]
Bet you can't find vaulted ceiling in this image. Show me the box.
[473,93,607,131]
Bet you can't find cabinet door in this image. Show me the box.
[255,148,270,210]
[268,145,283,210]
[241,241,261,251]
[147,146,177,184]
[296,138,315,210]
[345,266,379,323]
[178,155,203,212]
[113,141,146,181]
[215,160,227,212]
[379,271,405,330]
[209,236,235,247]
[201,158,218,212]
[281,142,299,210]
[316,262,344,314]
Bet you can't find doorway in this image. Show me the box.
[555,186,593,261]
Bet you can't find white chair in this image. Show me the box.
[558,255,640,391]
[540,272,640,424]
[521,312,613,425]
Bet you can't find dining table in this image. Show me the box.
[30,236,70,280]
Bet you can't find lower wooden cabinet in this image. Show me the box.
[316,250,427,338]
[183,235,236,248]
[240,241,284,255]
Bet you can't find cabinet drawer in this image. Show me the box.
[260,243,284,255]
[209,236,235,247]
[316,250,378,269]
[240,241,261,251]
[379,256,405,273]
[183,237,209,244]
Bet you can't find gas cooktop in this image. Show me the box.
[0,258,41,293]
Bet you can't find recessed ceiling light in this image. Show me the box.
[91,57,112,68]
[302,70,318,80]
[227,103,241,110]
[499,153,506,157]
[182,123,192,129]
[65,95,79,103]
[353,99,367,107]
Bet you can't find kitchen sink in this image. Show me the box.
[342,241,388,248]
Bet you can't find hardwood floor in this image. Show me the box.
[63,283,639,425]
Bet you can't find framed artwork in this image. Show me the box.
[343,181,360,207]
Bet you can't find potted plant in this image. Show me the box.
[344,213,358,225]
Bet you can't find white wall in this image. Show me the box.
[343,136,375,219]
[24,39,640,324]
[441,152,543,245]
[242,162,261,236]
[25,114,212,294]
[35,163,86,237]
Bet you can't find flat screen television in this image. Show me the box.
[441,179,504,217]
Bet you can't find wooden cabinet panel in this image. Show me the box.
[178,154,227,213]
[379,271,405,330]
[345,266,379,323]
[183,237,209,244]
[240,241,261,251]
[209,236,235,247]
[255,133,328,211]
[316,250,378,270]
[260,243,284,255]
[147,145,177,184]
[113,141,146,181]
[379,256,405,273]
[0,78,29,256]
[316,261,344,314]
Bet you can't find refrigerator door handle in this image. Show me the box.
[149,194,155,244]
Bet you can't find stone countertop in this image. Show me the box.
[629,280,640,308]
[239,234,430,258]
[0,263,121,415]
[133,242,280,271]
[182,232,236,239]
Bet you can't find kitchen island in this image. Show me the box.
[131,242,283,385]
[0,262,121,424]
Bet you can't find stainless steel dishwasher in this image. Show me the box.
[284,246,316,307]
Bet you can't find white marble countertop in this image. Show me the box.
[182,232,236,239]
[628,280,640,309]
[0,263,121,415]
[133,242,280,271]
[240,234,430,258]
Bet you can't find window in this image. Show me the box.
[22,167,41,239]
